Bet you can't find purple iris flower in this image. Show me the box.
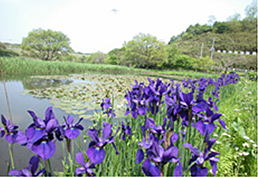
[119,121,132,141]
[192,100,209,114]
[8,156,46,176]
[100,98,111,109]
[195,108,226,136]
[132,97,148,116]
[136,132,154,164]
[100,98,116,118]
[174,161,183,176]
[63,116,84,139]
[207,97,218,111]
[178,91,196,126]
[141,137,181,176]
[26,107,58,145]
[30,136,56,160]
[86,122,119,164]
[0,127,4,138]
[107,108,116,118]
[1,115,27,145]
[75,152,96,176]
[141,117,155,133]
[179,91,195,109]
[141,158,161,176]
[169,132,179,147]
[184,138,220,176]
[149,137,180,165]
[26,107,59,160]
[148,78,170,98]
[125,84,148,118]
[150,117,167,138]
[149,117,167,145]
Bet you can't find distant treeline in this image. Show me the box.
[1,1,257,73]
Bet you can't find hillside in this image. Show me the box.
[168,19,257,56]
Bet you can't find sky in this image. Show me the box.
[0,0,254,53]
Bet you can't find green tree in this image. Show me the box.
[227,13,242,21]
[21,28,73,60]
[0,42,19,57]
[207,15,217,26]
[245,0,257,20]
[192,56,214,72]
[105,48,125,65]
[86,52,108,64]
[122,33,168,69]
[163,45,180,69]
[213,21,230,34]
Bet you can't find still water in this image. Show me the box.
[0,76,93,175]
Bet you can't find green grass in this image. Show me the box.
[0,57,220,80]
[214,79,257,176]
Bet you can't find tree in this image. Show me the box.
[163,45,180,69]
[106,48,125,65]
[207,15,216,26]
[227,13,241,21]
[192,56,214,72]
[245,0,257,20]
[213,21,230,34]
[86,52,108,64]
[0,42,19,57]
[21,28,73,60]
[186,24,212,35]
[122,33,168,69]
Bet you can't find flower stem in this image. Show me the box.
[48,159,53,176]
[66,138,71,154]
[8,144,15,169]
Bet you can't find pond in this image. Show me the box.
[0,72,163,175]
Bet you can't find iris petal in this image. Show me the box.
[67,116,74,125]
[29,156,39,175]
[163,146,178,163]
[173,161,182,177]
[102,122,112,140]
[142,158,160,176]
[65,128,80,139]
[5,133,17,144]
[75,167,86,176]
[76,152,86,166]
[16,130,27,145]
[86,146,105,164]
[45,119,58,133]
[31,140,56,160]
[8,169,23,176]
[136,148,144,163]
[45,106,55,122]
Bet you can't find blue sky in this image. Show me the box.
[0,0,254,53]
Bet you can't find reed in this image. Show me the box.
[1,57,219,79]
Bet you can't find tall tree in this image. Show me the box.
[86,52,108,64]
[227,13,242,21]
[21,28,73,60]
[207,15,217,26]
[245,0,257,20]
[122,33,168,69]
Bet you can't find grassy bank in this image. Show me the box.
[215,79,257,176]
[0,57,219,79]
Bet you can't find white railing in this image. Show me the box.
[216,50,257,55]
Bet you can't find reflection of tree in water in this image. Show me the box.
[22,79,73,90]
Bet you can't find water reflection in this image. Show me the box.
[0,77,92,175]
[22,78,73,90]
